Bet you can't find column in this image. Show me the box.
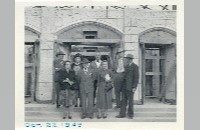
[123,12,142,104]
[36,7,56,102]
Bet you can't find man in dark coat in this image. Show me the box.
[53,51,65,108]
[116,54,139,119]
[77,58,95,119]
[90,53,102,105]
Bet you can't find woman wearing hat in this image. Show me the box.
[57,60,77,119]
[71,53,83,107]
[96,60,113,119]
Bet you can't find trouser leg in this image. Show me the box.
[73,90,78,106]
[115,88,121,107]
[78,90,82,106]
[81,93,86,115]
[97,109,101,117]
[52,84,56,104]
[93,80,97,105]
[55,83,60,105]
[68,106,72,117]
[120,90,127,116]
[62,90,67,117]
[114,74,123,107]
[88,92,94,116]
[62,106,67,117]
[104,109,108,117]
[127,91,134,117]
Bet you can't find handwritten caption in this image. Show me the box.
[25,122,83,128]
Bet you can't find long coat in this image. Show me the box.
[54,58,64,82]
[90,60,103,80]
[123,62,139,91]
[97,69,113,109]
[77,68,95,93]
[57,69,77,90]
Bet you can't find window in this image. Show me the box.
[85,36,96,39]
[83,31,98,39]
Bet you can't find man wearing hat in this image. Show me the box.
[71,53,83,107]
[116,54,139,119]
[113,48,125,108]
[53,51,65,108]
[77,58,95,119]
[90,52,103,106]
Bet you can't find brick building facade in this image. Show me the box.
[25,6,176,104]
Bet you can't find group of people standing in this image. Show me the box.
[53,49,139,120]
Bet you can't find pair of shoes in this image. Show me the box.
[81,114,86,119]
[63,116,66,119]
[97,115,101,119]
[56,104,60,108]
[103,115,107,119]
[68,116,72,119]
[74,105,78,107]
[116,115,125,118]
[89,115,93,119]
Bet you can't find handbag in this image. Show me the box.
[105,83,113,92]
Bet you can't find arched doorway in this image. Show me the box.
[55,21,123,68]
[139,27,176,104]
[25,26,40,103]
[55,21,123,101]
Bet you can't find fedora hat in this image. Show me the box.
[82,58,90,64]
[56,51,65,56]
[124,54,134,59]
[74,53,82,58]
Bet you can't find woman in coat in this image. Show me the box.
[57,60,77,119]
[96,60,113,119]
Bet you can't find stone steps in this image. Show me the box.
[25,107,176,112]
[25,104,176,122]
[25,111,176,118]
[25,118,176,122]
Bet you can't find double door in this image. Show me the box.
[142,43,176,103]
[142,44,166,99]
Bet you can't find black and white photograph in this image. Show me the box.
[24,5,177,122]
[23,5,178,122]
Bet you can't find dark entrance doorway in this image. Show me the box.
[139,27,176,104]
[142,44,165,98]
[25,41,40,102]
